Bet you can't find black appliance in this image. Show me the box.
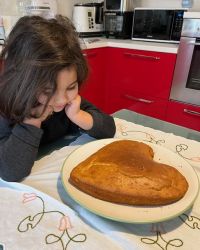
[132,8,187,43]
[104,0,134,39]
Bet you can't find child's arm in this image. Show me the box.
[23,104,54,128]
[65,95,116,139]
[65,95,93,130]
[0,116,43,182]
[0,104,53,181]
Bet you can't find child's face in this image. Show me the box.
[38,67,78,112]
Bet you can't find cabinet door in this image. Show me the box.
[106,89,168,119]
[80,48,107,112]
[106,47,176,99]
[166,101,200,131]
[105,47,176,117]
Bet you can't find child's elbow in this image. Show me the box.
[0,168,31,182]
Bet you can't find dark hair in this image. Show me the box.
[0,15,88,123]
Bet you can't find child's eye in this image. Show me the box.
[67,83,78,90]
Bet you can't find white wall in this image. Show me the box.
[73,0,200,10]
[1,0,200,17]
[0,0,76,37]
[133,0,200,10]
[0,0,200,40]
[57,0,74,18]
[0,0,75,17]
[0,0,18,15]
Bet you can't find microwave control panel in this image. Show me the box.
[171,10,185,40]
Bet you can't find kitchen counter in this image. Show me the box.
[80,37,179,53]
[0,37,179,54]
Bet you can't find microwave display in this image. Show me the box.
[132,9,185,42]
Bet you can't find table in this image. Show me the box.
[113,109,200,142]
[1,109,200,250]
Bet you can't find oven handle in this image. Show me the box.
[184,109,200,117]
[188,41,200,46]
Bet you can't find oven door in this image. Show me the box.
[170,36,200,106]
[132,10,174,41]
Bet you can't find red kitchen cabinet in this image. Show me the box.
[166,101,200,131]
[80,48,107,112]
[105,47,176,118]
[106,90,168,119]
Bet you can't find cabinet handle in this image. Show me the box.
[184,109,200,117]
[83,52,97,57]
[124,94,154,104]
[124,53,160,61]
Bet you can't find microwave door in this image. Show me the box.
[132,10,174,41]
[151,10,173,40]
[132,10,153,38]
[170,37,200,106]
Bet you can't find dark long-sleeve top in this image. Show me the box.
[0,98,116,182]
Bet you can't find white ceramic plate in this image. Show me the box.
[61,138,199,223]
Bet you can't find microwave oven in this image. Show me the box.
[132,8,187,43]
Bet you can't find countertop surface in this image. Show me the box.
[80,37,179,53]
[0,37,179,54]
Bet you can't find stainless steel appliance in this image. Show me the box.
[72,2,104,37]
[170,12,200,106]
[104,0,134,39]
[132,8,187,43]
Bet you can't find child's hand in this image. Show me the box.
[65,95,93,130]
[32,104,54,121]
[23,104,54,128]
[65,95,81,120]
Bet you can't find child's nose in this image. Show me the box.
[54,93,68,105]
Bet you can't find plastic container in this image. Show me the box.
[17,0,29,16]
[16,0,57,18]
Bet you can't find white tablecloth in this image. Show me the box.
[1,117,200,250]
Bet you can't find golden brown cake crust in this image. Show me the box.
[69,140,189,206]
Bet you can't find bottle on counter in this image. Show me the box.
[182,0,193,8]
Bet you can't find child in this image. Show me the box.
[0,15,116,182]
